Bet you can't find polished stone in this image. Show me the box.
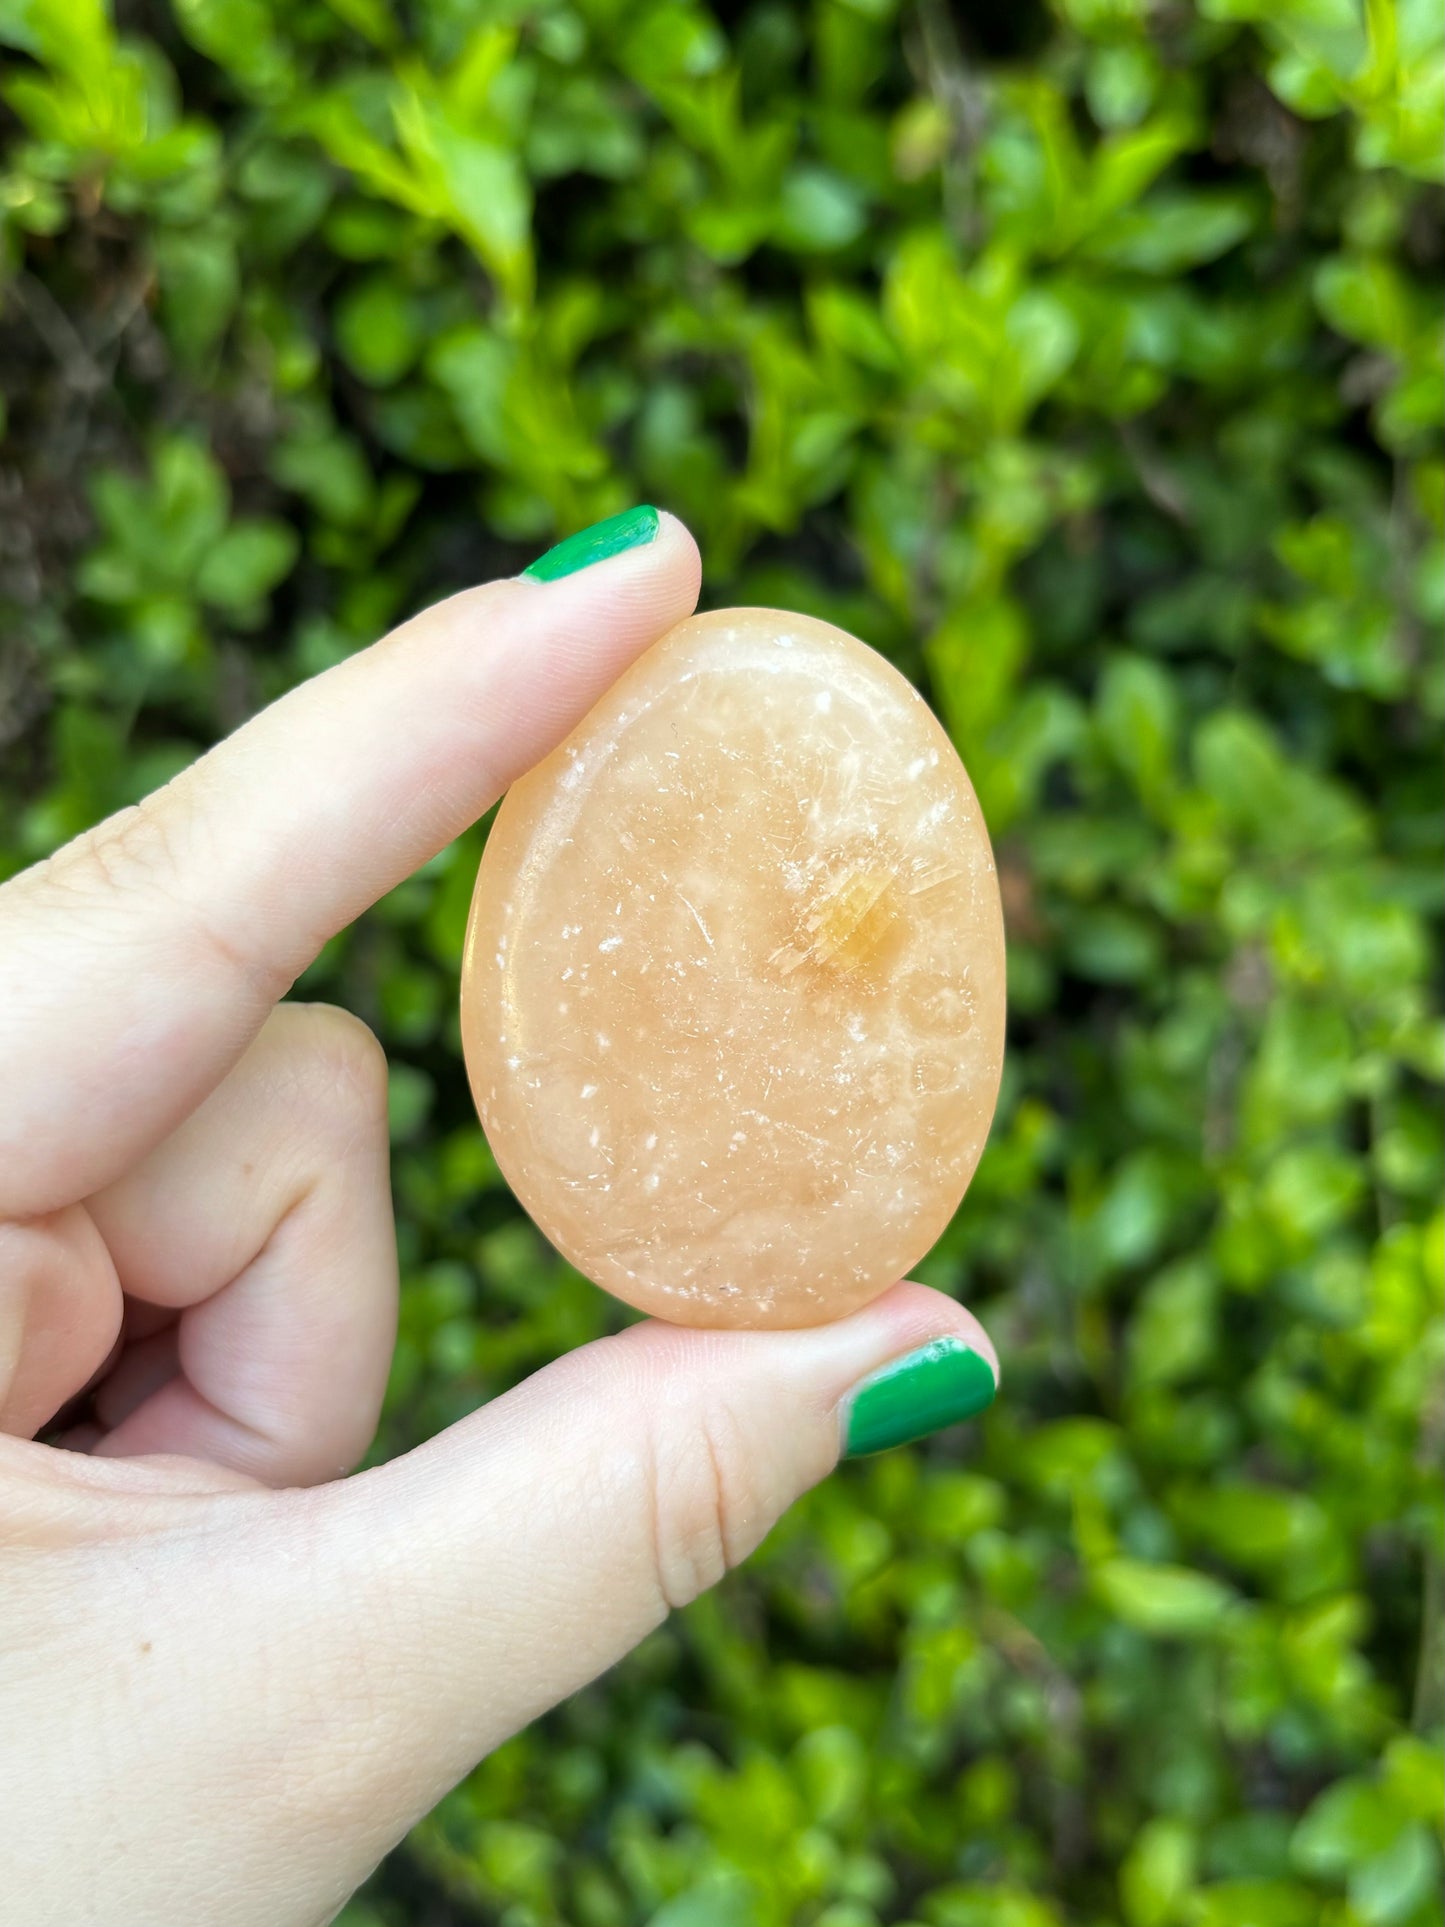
[462,608,1006,1328]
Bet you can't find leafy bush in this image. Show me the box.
[2,1,1442,1922]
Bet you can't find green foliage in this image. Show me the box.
[2,1,1441,1922]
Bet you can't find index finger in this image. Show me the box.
[0,514,701,1217]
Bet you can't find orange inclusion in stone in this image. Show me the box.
[460,607,1006,1329]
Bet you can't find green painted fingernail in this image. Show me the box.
[843,1337,997,1458]
[522,505,661,582]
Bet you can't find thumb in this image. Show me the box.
[273,1282,997,1890]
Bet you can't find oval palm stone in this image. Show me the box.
[461,608,1006,1328]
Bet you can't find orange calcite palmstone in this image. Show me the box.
[461,608,1006,1329]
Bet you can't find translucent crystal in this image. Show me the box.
[461,608,1006,1328]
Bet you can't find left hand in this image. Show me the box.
[0,515,996,1927]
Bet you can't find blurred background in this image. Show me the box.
[2,1,1442,1922]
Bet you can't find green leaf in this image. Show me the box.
[1086,191,1255,273]
[1350,1826,1442,1926]
[1291,1778,1406,1875]
[1382,1735,1445,1823]
[1261,1145,1365,1249]
[333,271,422,385]
[1086,43,1161,129]
[172,0,295,99]
[1097,652,1178,812]
[392,89,533,307]
[152,437,230,554]
[153,224,240,365]
[775,166,867,252]
[648,1887,756,1927]
[1006,291,1080,411]
[1127,1261,1217,1389]
[1121,1818,1196,1927]
[923,1884,1065,1927]
[0,0,111,74]
[195,518,299,609]
[320,0,397,48]
[1184,1880,1319,1927]
[1086,111,1197,225]
[271,429,375,527]
[1064,906,1163,984]
[427,327,516,467]
[1093,1559,1237,1637]
[807,283,901,371]
[1313,254,1417,354]
[794,1725,869,1825]
[386,1062,433,1142]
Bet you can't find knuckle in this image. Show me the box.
[42,789,281,997]
[271,1003,390,1134]
[645,1395,761,1613]
[0,1207,123,1443]
[51,795,183,903]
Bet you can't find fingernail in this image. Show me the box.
[522,505,661,582]
[843,1337,997,1458]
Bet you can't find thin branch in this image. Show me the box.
[1120,419,1194,527]
[915,0,988,250]
[9,272,107,397]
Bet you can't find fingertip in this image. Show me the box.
[653,508,702,608]
[511,505,700,613]
[568,1277,1000,1434]
[863,1279,1001,1386]
[569,505,699,629]
[548,505,700,632]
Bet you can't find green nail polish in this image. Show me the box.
[843,1337,997,1458]
[522,505,660,582]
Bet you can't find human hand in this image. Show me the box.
[0,511,998,1927]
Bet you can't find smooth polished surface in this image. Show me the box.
[462,608,1006,1328]
[843,1337,998,1457]
[522,505,660,582]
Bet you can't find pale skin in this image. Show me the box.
[0,517,997,1927]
